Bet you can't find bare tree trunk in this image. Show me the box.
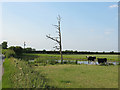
[46,15,63,64]
[58,20,63,64]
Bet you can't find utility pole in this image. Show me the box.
[24,42,26,49]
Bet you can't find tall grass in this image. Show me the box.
[2,58,49,88]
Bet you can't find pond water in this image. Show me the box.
[29,59,119,65]
[56,60,119,65]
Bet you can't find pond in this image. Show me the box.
[29,59,119,65]
[56,60,119,65]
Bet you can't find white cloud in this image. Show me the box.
[109,4,118,8]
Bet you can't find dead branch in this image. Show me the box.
[46,35,60,43]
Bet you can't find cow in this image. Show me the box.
[86,56,96,64]
[97,58,107,64]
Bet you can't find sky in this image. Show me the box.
[1,2,118,51]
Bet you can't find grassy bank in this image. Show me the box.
[2,58,47,88]
[35,64,118,88]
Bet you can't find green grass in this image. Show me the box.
[24,53,119,61]
[35,64,118,88]
[2,58,13,88]
[2,54,119,88]
[2,58,47,88]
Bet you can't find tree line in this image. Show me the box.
[1,41,36,58]
[25,50,119,54]
[1,41,119,58]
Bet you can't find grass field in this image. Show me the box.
[24,53,119,61]
[35,64,118,88]
[2,54,119,88]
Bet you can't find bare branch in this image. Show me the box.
[57,15,61,21]
[53,24,59,30]
[53,46,60,50]
[46,35,60,43]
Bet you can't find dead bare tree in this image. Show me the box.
[46,15,63,64]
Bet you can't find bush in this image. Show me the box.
[4,49,15,58]
[9,46,23,57]
[2,49,7,55]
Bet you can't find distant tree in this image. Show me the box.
[43,49,46,53]
[15,46,23,55]
[9,46,15,50]
[2,41,7,49]
[24,47,32,52]
[9,46,23,56]
[43,49,46,52]
[74,50,78,54]
[110,51,114,54]
[32,48,36,51]
[46,15,63,64]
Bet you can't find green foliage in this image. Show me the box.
[24,47,32,52]
[3,58,48,88]
[9,46,23,56]
[2,49,7,55]
[2,41,7,49]
[23,47,36,53]
[2,49,15,58]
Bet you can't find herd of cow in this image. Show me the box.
[86,56,107,64]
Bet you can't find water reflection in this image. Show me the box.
[29,59,119,65]
[56,60,119,65]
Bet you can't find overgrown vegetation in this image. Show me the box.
[2,58,51,88]
[2,49,15,58]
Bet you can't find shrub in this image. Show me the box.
[9,46,23,57]
[4,49,15,58]
[2,49,7,55]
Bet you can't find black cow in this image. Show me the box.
[97,58,107,64]
[86,56,96,64]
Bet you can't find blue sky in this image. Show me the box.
[1,2,118,51]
